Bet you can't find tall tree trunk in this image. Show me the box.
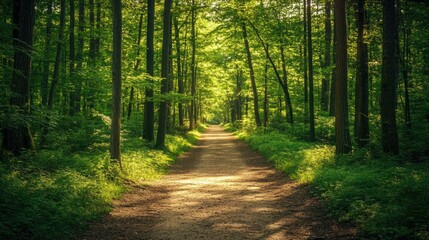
[334,0,352,154]
[41,0,53,107]
[73,0,85,114]
[190,0,197,130]
[307,0,315,141]
[47,0,66,110]
[95,0,101,56]
[263,61,268,127]
[321,0,331,112]
[355,0,369,147]
[303,0,308,121]
[69,0,76,116]
[329,20,337,117]
[144,0,155,141]
[381,0,399,154]
[2,0,36,155]
[155,0,173,149]
[87,0,96,110]
[128,14,143,120]
[236,68,242,121]
[280,46,294,124]
[111,0,122,167]
[403,6,411,130]
[241,22,262,127]
[174,16,184,127]
[41,0,66,146]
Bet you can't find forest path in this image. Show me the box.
[81,125,355,240]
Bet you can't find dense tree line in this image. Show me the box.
[1,0,428,160]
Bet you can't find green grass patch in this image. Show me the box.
[236,127,429,239]
[0,113,204,240]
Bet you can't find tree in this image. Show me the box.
[155,0,173,149]
[241,21,262,127]
[380,0,399,154]
[41,0,53,107]
[1,0,36,155]
[321,0,331,112]
[144,0,155,141]
[190,0,197,130]
[355,0,369,147]
[307,0,315,141]
[69,0,76,116]
[334,0,352,154]
[111,0,122,166]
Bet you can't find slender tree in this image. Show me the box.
[1,0,36,155]
[355,0,369,147]
[321,0,331,112]
[174,15,185,127]
[380,0,399,154]
[190,0,197,129]
[69,0,76,115]
[241,22,261,127]
[307,0,315,141]
[303,0,308,121]
[155,0,173,149]
[334,0,352,154]
[280,46,293,124]
[111,0,122,166]
[144,0,155,141]
[41,0,53,107]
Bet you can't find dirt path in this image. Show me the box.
[81,125,356,240]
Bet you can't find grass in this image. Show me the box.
[0,112,204,240]
[226,117,429,240]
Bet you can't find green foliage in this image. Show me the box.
[237,127,429,239]
[0,113,203,240]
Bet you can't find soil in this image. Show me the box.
[80,125,356,240]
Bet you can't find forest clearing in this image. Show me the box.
[1,0,428,239]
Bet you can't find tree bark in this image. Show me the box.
[155,0,173,149]
[2,0,36,155]
[307,0,315,141]
[263,60,268,127]
[321,0,331,112]
[303,0,308,121]
[69,0,76,115]
[329,15,337,117]
[241,22,262,127]
[174,16,185,127]
[111,0,122,167]
[143,0,155,141]
[190,0,197,130]
[73,0,85,114]
[41,0,53,107]
[334,0,352,154]
[280,46,294,124]
[355,0,369,147]
[380,0,399,154]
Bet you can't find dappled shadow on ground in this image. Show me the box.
[80,125,356,240]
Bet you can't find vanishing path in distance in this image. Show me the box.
[82,125,355,240]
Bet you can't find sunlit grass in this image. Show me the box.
[232,120,429,239]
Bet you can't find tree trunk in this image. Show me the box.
[329,19,337,117]
[73,0,85,114]
[127,86,134,120]
[280,46,294,124]
[303,0,308,121]
[236,68,242,121]
[241,22,262,127]
[380,0,399,154]
[174,16,185,127]
[111,0,122,167]
[155,0,173,149]
[263,60,268,127]
[355,0,369,147]
[190,0,197,130]
[321,0,331,112]
[334,0,352,154]
[41,0,53,107]
[2,0,36,155]
[143,0,155,141]
[69,0,76,115]
[307,0,315,141]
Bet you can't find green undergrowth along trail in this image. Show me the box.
[0,113,204,240]
[227,123,429,239]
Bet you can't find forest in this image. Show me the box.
[1,0,428,239]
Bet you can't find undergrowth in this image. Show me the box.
[226,116,429,240]
[0,112,203,240]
